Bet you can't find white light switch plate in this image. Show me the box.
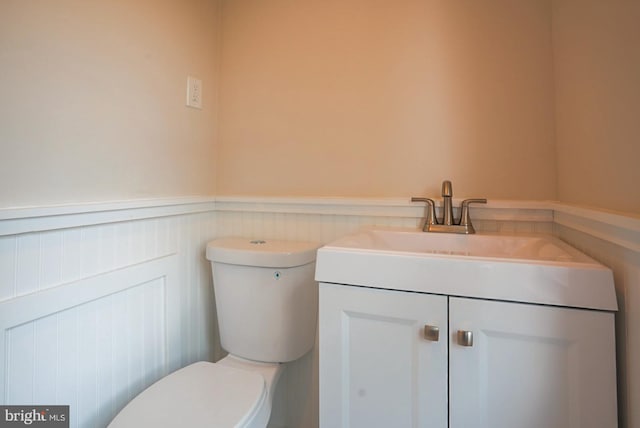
[186,76,202,109]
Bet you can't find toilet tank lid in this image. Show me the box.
[206,238,321,268]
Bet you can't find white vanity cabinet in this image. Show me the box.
[319,283,448,428]
[319,282,617,428]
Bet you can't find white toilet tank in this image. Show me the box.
[206,238,321,363]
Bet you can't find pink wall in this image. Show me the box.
[217,0,557,201]
[553,0,640,214]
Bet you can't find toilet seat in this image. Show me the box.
[108,361,266,428]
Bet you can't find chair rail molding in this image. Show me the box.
[0,197,216,236]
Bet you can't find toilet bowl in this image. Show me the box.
[108,356,282,428]
[108,238,320,428]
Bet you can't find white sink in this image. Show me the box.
[315,228,617,310]
[326,228,596,264]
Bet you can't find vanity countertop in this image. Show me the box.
[315,227,617,311]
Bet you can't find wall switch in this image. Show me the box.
[186,76,202,109]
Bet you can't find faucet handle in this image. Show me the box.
[411,197,438,231]
[461,198,488,206]
[459,198,487,233]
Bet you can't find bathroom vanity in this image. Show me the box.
[315,228,618,428]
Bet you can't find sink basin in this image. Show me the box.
[326,228,594,264]
[315,228,616,310]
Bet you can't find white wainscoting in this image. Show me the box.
[214,197,555,428]
[1,196,638,428]
[0,256,178,427]
[0,208,218,428]
[553,211,640,428]
[215,197,639,428]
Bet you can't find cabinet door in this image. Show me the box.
[319,283,448,428]
[449,297,617,428]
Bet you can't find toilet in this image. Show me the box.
[108,237,320,428]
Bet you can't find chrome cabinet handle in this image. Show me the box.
[424,325,440,342]
[457,330,474,347]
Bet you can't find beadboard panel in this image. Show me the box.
[0,211,219,428]
[551,205,640,428]
[0,217,183,302]
[2,197,637,428]
[215,196,554,224]
[215,207,554,428]
[0,257,176,427]
[554,224,640,428]
[215,210,552,245]
[215,202,638,428]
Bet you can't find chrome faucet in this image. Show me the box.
[411,180,487,234]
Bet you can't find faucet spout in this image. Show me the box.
[441,180,454,225]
